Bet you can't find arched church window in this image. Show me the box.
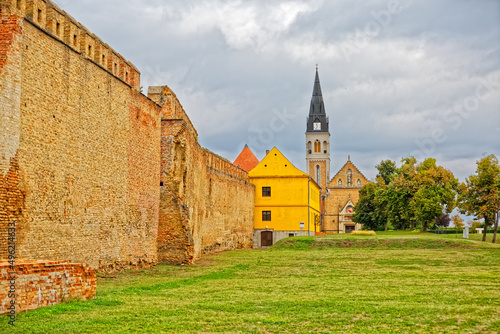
[316,165,320,185]
[356,179,362,187]
[337,179,343,187]
[314,140,321,153]
[347,168,353,187]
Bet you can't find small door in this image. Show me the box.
[261,231,273,247]
[345,225,355,233]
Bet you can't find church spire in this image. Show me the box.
[306,67,329,132]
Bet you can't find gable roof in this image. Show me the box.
[329,156,368,184]
[249,147,308,178]
[233,145,259,172]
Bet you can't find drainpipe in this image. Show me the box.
[308,177,310,236]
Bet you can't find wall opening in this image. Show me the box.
[37,9,42,23]
[56,22,60,36]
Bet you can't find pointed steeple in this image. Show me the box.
[306,67,329,132]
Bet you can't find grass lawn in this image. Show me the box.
[3,233,500,333]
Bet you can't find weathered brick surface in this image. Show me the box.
[0,259,96,314]
[154,87,255,264]
[0,1,161,273]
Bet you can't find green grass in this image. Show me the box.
[3,233,500,333]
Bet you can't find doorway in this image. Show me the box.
[345,225,355,233]
[261,231,273,247]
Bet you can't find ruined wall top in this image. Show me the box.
[149,85,198,140]
[0,0,141,90]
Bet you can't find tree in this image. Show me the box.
[376,160,398,185]
[435,214,451,228]
[452,215,464,229]
[353,182,384,231]
[353,157,458,232]
[458,155,500,242]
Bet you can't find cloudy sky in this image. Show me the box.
[54,0,500,181]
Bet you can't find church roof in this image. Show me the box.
[329,156,369,185]
[233,145,259,172]
[306,68,329,133]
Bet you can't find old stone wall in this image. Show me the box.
[0,259,96,315]
[152,87,255,264]
[0,0,161,272]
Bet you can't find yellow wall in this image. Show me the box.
[249,148,320,232]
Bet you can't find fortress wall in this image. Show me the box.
[0,1,161,272]
[156,88,254,264]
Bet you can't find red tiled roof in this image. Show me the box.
[234,145,259,172]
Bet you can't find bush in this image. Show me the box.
[351,230,376,236]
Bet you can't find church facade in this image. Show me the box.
[305,69,368,233]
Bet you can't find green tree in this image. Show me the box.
[353,182,384,231]
[458,155,500,242]
[353,157,457,232]
[376,160,398,185]
[412,158,458,232]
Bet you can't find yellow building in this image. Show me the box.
[249,147,321,247]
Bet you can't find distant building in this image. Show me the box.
[234,144,259,172]
[324,157,369,233]
[305,68,368,233]
[249,148,321,247]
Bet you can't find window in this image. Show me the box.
[262,211,271,221]
[316,165,320,185]
[337,179,343,187]
[73,34,77,46]
[314,140,321,153]
[56,22,60,36]
[88,45,92,56]
[356,179,362,186]
[307,141,312,154]
[262,187,271,197]
[288,233,295,237]
[37,9,42,23]
[347,168,353,187]
[102,54,106,65]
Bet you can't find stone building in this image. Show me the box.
[304,69,368,233]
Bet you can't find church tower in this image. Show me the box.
[306,67,330,194]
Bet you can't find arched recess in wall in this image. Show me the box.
[356,179,362,187]
[347,168,353,187]
[316,165,320,185]
[314,140,321,153]
[337,178,343,187]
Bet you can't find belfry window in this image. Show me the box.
[316,165,320,185]
[314,140,321,153]
[347,168,353,187]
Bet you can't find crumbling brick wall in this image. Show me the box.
[151,87,255,264]
[0,259,96,315]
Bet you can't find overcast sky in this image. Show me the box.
[54,0,500,182]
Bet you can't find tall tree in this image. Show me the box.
[458,155,500,242]
[376,160,398,185]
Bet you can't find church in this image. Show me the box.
[305,67,369,233]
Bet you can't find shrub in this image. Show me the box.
[351,230,376,236]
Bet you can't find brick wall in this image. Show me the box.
[0,259,96,315]
[0,1,161,273]
[155,87,255,264]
